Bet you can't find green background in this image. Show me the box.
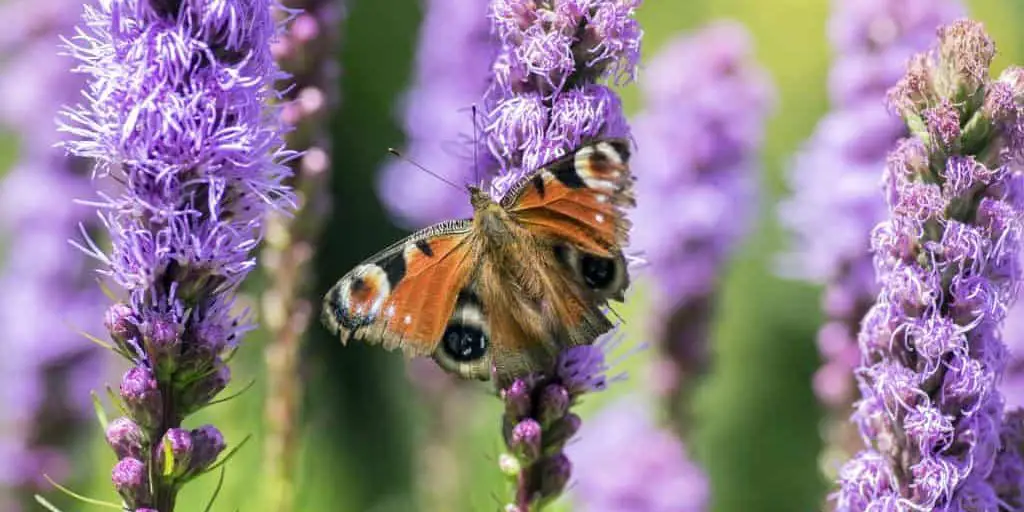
[16,0,1024,511]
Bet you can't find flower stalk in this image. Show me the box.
[59,1,294,510]
[260,1,341,510]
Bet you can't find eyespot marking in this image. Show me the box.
[595,213,605,223]
[334,264,391,327]
[404,314,412,325]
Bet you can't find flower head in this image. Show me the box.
[481,0,640,196]
[832,20,1024,510]
[60,0,293,508]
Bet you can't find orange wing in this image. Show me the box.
[321,220,477,357]
[501,139,635,256]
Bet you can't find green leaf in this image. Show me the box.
[201,467,227,512]
[105,385,129,417]
[42,474,123,510]
[162,435,175,478]
[201,434,252,476]
[33,495,64,512]
[91,391,109,431]
[205,378,256,407]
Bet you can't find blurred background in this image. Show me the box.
[2,0,1024,511]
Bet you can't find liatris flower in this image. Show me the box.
[478,4,640,507]
[498,343,612,511]
[377,0,496,227]
[59,1,294,509]
[261,1,341,511]
[629,20,774,430]
[0,0,109,508]
[777,0,963,478]
[480,0,641,198]
[566,398,709,512]
[833,20,1024,510]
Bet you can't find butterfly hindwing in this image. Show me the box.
[322,220,476,358]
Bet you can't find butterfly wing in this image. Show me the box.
[485,139,635,385]
[321,219,477,359]
[501,139,635,260]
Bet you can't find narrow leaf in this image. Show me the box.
[206,378,256,407]
[33,495,64,512]
[202,467,227,512]
[91,391,109,431]
[105,385,128,417]
[162,436,175,478]
[42,475,123,510]
[203,433,251,475]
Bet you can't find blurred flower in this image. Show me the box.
[0,0,110,507]
[498,342,613,510]
[567,397,708,512]
[377,0,496,228]
[60,0,294,509]
[833,20,1024,510]
[630,20,774,427]
[481,0,640,198]
[262,2,342,511]
[777,0,963,481]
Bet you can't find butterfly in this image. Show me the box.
[321,139,635,386]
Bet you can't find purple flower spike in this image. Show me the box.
[499,342,614,510]
[778,0,964,477]
[630,20,774,429]
[481,0,640,197]
[59,0,294,508]
[832,20,1024,510]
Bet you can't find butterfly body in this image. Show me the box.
[322,139,635,385]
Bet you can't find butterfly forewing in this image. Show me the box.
[322,219,476,357]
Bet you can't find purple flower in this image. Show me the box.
[376,0,496,228]
[567,398,708,512]
[777,0,963,480]
[59,0,294,508]
[0,0,111,505]
[629,20,774,422]
[832,20,1024,510]
[498,341,613,510]
[480,0,640,198]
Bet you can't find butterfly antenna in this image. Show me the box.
[471,104,481,187]
[387,148,465,193]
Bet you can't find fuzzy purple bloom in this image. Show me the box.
[377,0,496,227]
[59,0,294,509]
[833,20,1024,510]
[629,20,773,426]
[0,0,110,504]
[778,0,964,478]
[567,398,709,512]
[481,0,640,198]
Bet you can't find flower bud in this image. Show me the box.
[544,413,582,449]
[189,424,226,474]
[509,419,542,462]
[143,314,183,377]
[120,367,162,430]
[112,457,150,507]
[502,378,533,420]
[104,303,137,346]
[498,453,522,478]
[537,384,569,426]
[179,362,230,416]
[157,428,193,479]
[106,417,144,459]
[537,453,571,499]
